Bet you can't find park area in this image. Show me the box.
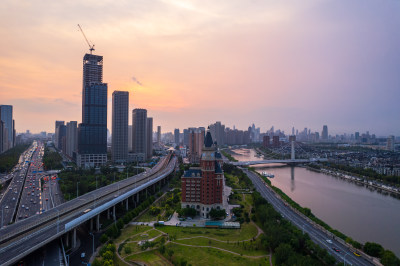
[115,222,271,266]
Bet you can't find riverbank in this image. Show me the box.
[306,165,400,197]
[228,147,400,264]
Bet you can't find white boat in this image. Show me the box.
[262,171,274,178]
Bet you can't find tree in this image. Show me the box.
[100,234,108,244]
[363,242,384,258]
[124,246,132,254]
[103,250,114,261]
[381,250,400,266]
[209,208,227,219]
[275,243,294,265]
[168,249,174,260]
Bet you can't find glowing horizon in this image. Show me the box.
[1,0,399,136]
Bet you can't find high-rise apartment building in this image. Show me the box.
[128,125,133,152]
[54,121,65,150]
[181,130,225,218]
[188,127,205,163]
[387,135,395,151]
[263,135,270,148]
[77,53,108,168]
[0,105,14,152]
[112,91,129,163]
[209,122,225,146]
[174,128,180,146]
[66,121,78,159]
[183,129,189,146]
[147,117,153,159]
[322,125,328,140]
[0,120,4,153]
[132,109,147,159]
[157,126,161,144]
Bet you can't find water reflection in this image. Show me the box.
[290,166,295,192]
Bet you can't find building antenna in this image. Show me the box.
[77,24,95,54]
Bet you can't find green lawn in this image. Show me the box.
[125,250,169,266]
[165,243,268,266]
[129,229,163,242]
[174,236,267,256]
[158,222,258,242]
[115,225,152,243]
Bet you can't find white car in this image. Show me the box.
[326,239,333,244]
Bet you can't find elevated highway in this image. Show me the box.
[0,153,177,266]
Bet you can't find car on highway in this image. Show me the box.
[326,239,332,244]
[353,251,361,257]
[332,247,340,252]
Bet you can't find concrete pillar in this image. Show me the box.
[107,208,110,219]
[126,199,129,211]
[291,140,295,160]
[113,205,116,221]
[90,218,93,231]
[96,214,100,231]
[65,232,70,247]
[136,193,139,203]
[72,228,76,248]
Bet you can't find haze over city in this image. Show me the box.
[1,0,399,135]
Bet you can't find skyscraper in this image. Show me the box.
[0,120,4,153]
[147,117,153,159]
[128,125,133,152]
[0,105,13,151]
[132,109,147,159]
[54,121,65,150]
[209,121,225,146]
[157,126,161,144]
[387,135,395,151]
[66,121,78,159]
[188,127,205,163]
[183,129,189,146]
[174,128,180,146]
[112,91,129,163]
[77,53,108,168]
[322,125,328,140]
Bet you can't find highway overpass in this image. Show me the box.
[0,153,177,266]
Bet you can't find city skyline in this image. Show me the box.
[1,1,399,135]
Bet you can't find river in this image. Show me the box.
[230,148,400,257]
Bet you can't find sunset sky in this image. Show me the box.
[1,0,399,136]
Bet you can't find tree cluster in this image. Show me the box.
[253,191,336,265]
[209,208,226,220]
[43,146,63,170]
[0,143,31,173]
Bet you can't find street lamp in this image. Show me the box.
[76,181,80,198]
[89,232,94,257]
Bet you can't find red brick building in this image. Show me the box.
[181,130,225,218]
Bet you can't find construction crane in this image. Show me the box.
[77,24,95,54]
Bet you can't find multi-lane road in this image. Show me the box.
[0,142,37,228]
[16,142,44,222]
[0,153,176,265]
[242,168,375,266]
